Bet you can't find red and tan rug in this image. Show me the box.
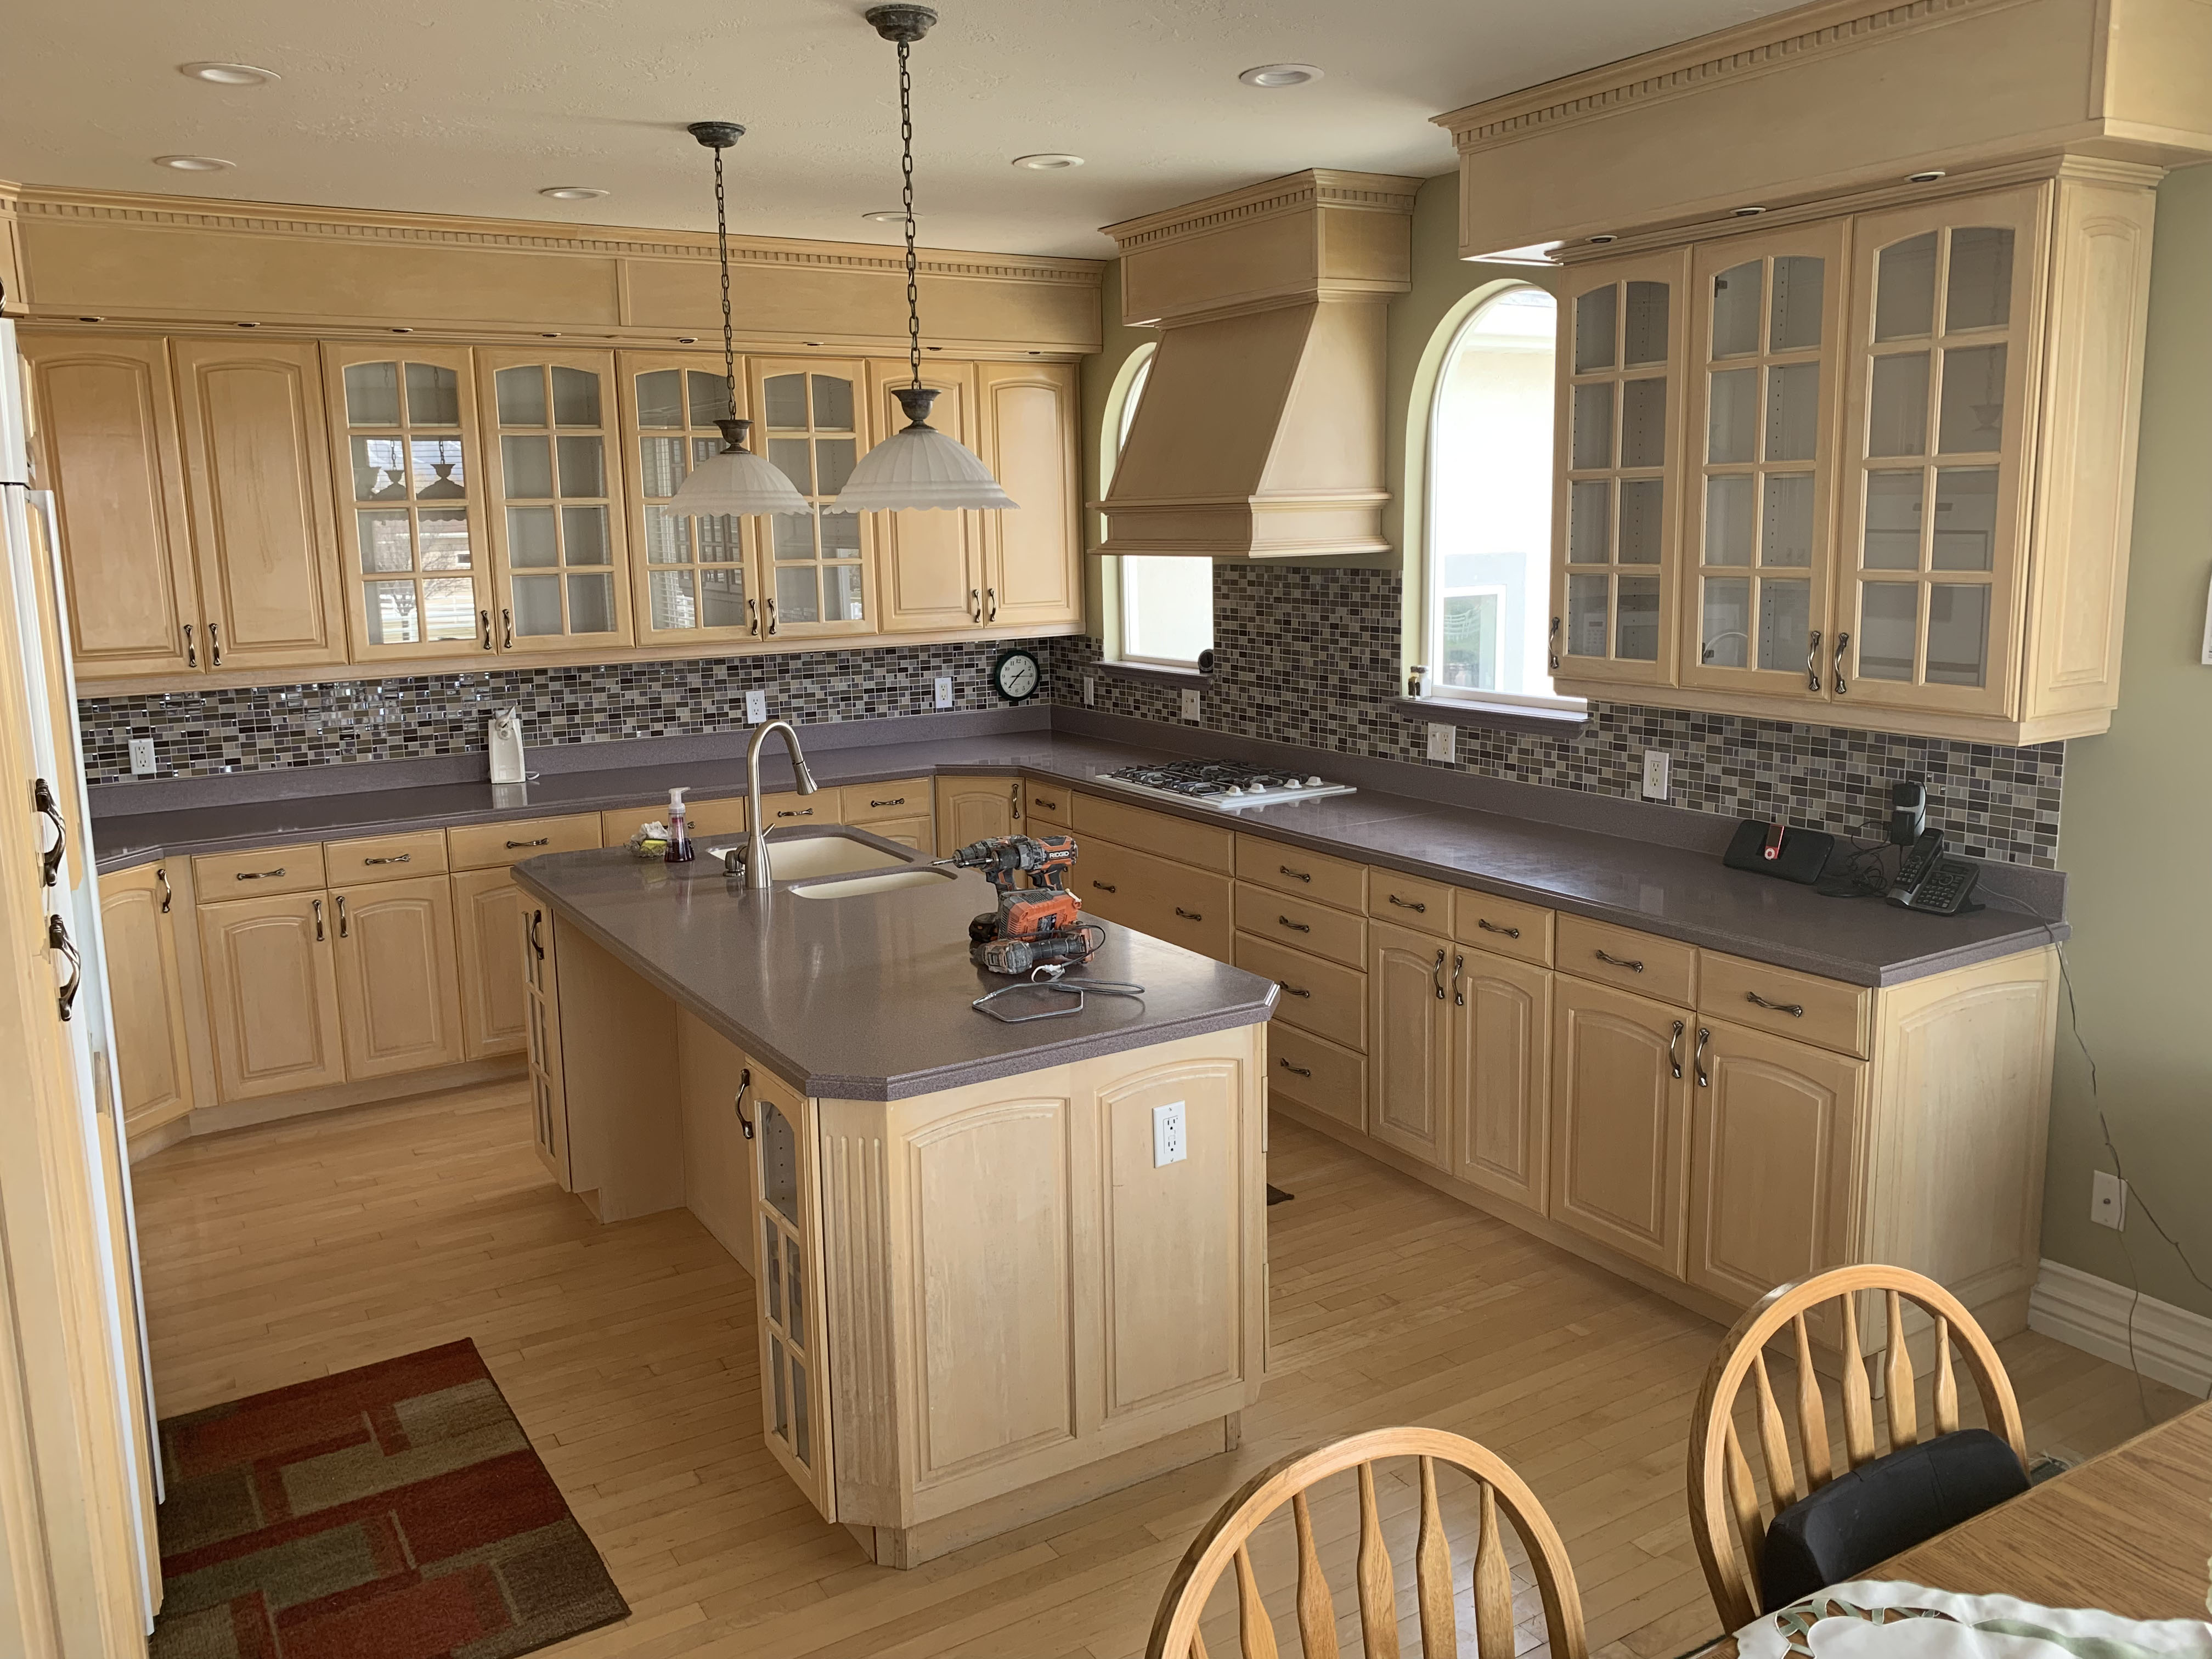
[149,1339,628,1659]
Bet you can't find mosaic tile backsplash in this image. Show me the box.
[80,566,2064,867]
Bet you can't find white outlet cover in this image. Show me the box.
[1152,1099,1187,1167]
[129,737,157,775]
[1083,675,1096,707]
[744,689,768,725]
[1180,688,1201,723]
[1642,751,1670,799]
[2092,1169,2128,1229]
[1426,723,1457,763]
[934,676,953,709]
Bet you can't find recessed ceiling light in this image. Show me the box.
[153,154,235,171]
[1908,168,1948,183]
[1731,205,1769,217]
[1012,154,1084,171]
[538,185,607,201]
[179,61,279,86]
[1238,63,1323,88]
[860,208,920,222]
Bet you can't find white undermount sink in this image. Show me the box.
[790,868,954,899]
[713,830,911,882]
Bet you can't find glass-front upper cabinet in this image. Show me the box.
[1553,249,1689,687]
[748,358,873,637]
[477,348,631,652]
[324,345,493,661]
[1837,188,2039,719]
[619,354,763,650]
[1681,223,1848,699]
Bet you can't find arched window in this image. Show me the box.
[1420,285,1575,708]
[1103,345,1212,668]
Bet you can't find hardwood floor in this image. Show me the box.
[131,1081,2196,1659]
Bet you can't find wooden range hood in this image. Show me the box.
[1096,170,1418,560]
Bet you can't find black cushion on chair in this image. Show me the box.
[1759,1428,2030,1612]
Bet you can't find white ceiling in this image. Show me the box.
[4,0,1805,259]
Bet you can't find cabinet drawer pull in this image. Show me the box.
[969,588,981,624]
[1279,864,1311,882]
[506,836,550,849]
[1806,629,1823,693]
[1548,613,1561,673]
[529,909,544,960]
[1832,630,1851,697]
[1277,1058,1313,1078]
[776,807,815,819]
[235,867,286,881]
[1475,917,1521,939]
[1275,980,1311,998]
[1431,946,1447,1001]
[312,898,325,941]
[1034,795,1059,812]
[33,778,65,890]
[362,853,413,866]
[735,1067,755,1141]
[501,608,515,650]
[1387,893,1428,914]
[1668,1019,1684,1080]
[336,894,351,938]
[1452,952,1465,1007]
[1745,991,1806,1017]
[985,586,998,623]
[479,610,493,652]
[765,597,779,636]
[47,915,82,1022]
[183,622,198,668]
[1091,879,1118,894]
[1276,914,1311,933]
[207,621,223,667]
[1174,905,1203,921]
[868,797,906,809]
[1695,1025,1711,1089]
[1594,947,1644,973]
[747,598,760,637]
[156,867,173,913]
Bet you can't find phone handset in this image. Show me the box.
[1887,828,1982,915]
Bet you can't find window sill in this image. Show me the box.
[1394,696,1590,737]
[1094,659,1209,688]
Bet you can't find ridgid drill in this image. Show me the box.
[934,833,1096,974]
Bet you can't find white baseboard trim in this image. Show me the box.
[2027,1257,2212,1396]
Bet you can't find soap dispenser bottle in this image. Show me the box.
[665,787,694,864]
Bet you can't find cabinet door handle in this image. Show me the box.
[313,898,325,941]
[479,610,493,651]
[208,620,223,667]
[1277,1057,1313,1079]
[1278,864,1311,883]
[735,1066,755,1141]
[47,915,82,1022]
[1275,980,1311,998]
[985,586,998,623]
[183,622,198,668]
[776,807,815,819]
[1009,783,1022,817]
[502,608,515,650]
[1091,879,1118,894]
[362,853,412,866]
[235,867,286,882]
[747,599,760,637]
[1668,1019,1684,1079]
[1431,946,1447,1001]
[1695,1025,1711,1089]
[336,894,350,938]
[1475,917,1521,939]
[1452,952,1465,1006]
[32,778,65,890]
[156,866,173,914]
[1594,947,1644,973]
[969,588,981,623]
[1387,893,1427,914]
[1175,905,1203,921]
[1832,630,1850,696]
[1276,915,1311,934]
[1807,629,1823,693]
[506,836,549,849]
[1745,990,1806,1018]
[529,909,544,960]
[765,598,778,636]
[1548,614,1561,673]
[868,797,906,809]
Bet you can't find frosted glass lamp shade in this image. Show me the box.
[834,386,1018,511]
[673,418,810,516]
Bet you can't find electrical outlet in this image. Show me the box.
[1152,1099,1187,1168]
[1180,688,1201,723]
[744,689,768,725]
[933,676,953,709]
[1083,675,1096,708]
[1642,751,1670,799]
[128,738,157,776]
[2092,1169,2128,1230]
[1425,723,1457,763]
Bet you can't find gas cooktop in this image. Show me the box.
[1095,759,1356,811]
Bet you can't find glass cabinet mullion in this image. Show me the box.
[482,352,627,648]
[626,357,762,645]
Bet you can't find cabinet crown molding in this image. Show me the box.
[1101,168,1423,256]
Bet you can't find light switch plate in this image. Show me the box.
[128,738,157,776]
[1083,675,1096,707]
[1642,751,1670,799]
[1426,723,1457,763]
[1180,688,1201,723]
[1152,1100,1187,1167]
[933,676,953,709]
[744,689,768,725]
[2092,1169,2128,1229]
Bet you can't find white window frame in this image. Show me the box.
[1100,345,1212,673]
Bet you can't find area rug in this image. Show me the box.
[148,1338,628,1659]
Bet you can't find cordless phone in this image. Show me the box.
[1887,829,1982,915]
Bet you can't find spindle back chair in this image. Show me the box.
[1688,1265,2026,1630]
[1144,1425,1588,1659]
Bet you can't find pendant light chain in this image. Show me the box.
[713,144,738,420]
[899,37,921,392]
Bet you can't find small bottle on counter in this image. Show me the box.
[664,787,694,864]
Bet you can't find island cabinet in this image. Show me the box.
[97,863,194,1137]
[450,814,602,1062]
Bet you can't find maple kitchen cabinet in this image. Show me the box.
[329,873,466,1081]
[872,359,983,633]
[97,862,195,1137]
[1547,976,1693,1278]
[975,360,1083,630]
[620,353,764,651]
[196,887,348,1104]
[934,774,1024,849]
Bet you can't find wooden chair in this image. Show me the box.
[1144,1425,1589,1659]
[1688,1264,2028,1630]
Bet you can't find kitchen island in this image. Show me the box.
[510,830,1277,1567]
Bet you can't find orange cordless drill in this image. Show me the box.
[934,833,1096,974]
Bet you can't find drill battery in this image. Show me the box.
[934,833,1096,975]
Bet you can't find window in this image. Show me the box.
[1422,285,1578,709]
[1104,346,1214,669]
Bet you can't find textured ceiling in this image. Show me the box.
[3,0,1805,258]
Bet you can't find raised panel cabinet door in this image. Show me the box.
[98,865,194,1135]
[1549,978,1691,1276]
[450,868,527,1060]
[171,338,348,673]
[198,891,346,1103]
[675,1009,758,1275]
[1686,1019,1866,1308]
[934,774,1021,851]
[977,361,1082,629]
[20,333,201,678]
[869,359,984,633]
[1368,919,1453,1170]
[329,874,464,1081]
[752,1069,837,1522]
[619,351,765,649]
[1449,946,1551,1212]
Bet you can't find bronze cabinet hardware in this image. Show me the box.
[1174,905,1203,921]
[156,867,172,913]
[765,598,778,636]
[868,796,906,809]
[501,608,515,650]
[1275,980,1311,998]
[968,588,980,623]
[1548,613,1561,672]
[1475,917,1521,939]
[1034,795,1059,811]
[1278,864,1311,882]
[747,599,760,636]
[1452,952,1465,1007]
[775,807,815,819]
[235,867,286,881]
[734,1066,755,1140]
[1594,947,1644,973]
[1276,915,1311,933]
[505,837,549,850]
[1009,783,1022,814]
[1430,946,1447,1000]
[1091,879,1117,893]
[1832,630,1851,696]
[1387,893,1427,913]
[47,915,82,1021]
[528,909,544,960]
[183,622,198,667]
[1668,1019,1684,1079]
[1278,1058,1313,1078]
[479,610,493,651]
[1807,629,1823,692]
[985,586,998,623]
[1745,990,1806,1017]
[362,853,412,866]
[208,620,223,666]
[32,778,64,889]
[312,898,325,941]
[1694,1025,1711,1088]
[336,894,350,938]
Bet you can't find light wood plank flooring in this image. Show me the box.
[131,1081,2195,1659]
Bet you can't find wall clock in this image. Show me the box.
[991,648,1042,704]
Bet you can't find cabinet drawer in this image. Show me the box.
[1073,792,1234,873]
[1556,916,1697,1006]
[324,829,448,885]
[1079,837,1233,962]
[1699,952,1871,1058]
[1234,883,1367,969]
[1451,890,1555,967]
[1367,868,1452,928]
[602,795,754,848]
[448,814,600,870]
[192,843,325,899]
[1232,932,1366,1053]
[1023,780,1071,826]
[843,777,930,825]
[600,803,662,848]
[1267,1024,1366,1133]
[761,791,841,830]
[1235,834,1366,913]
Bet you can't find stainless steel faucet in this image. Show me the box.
[739,720,820,888]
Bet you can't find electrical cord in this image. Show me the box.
[1816,821,1897,898]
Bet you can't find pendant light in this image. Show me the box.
[833,5,1018,512]
[671,121,810,518]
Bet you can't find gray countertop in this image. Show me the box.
[89,726,2067,988]
[511,847,1279,1101]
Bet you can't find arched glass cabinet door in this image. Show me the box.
[748,358,875,637]
[619,353,764,648]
